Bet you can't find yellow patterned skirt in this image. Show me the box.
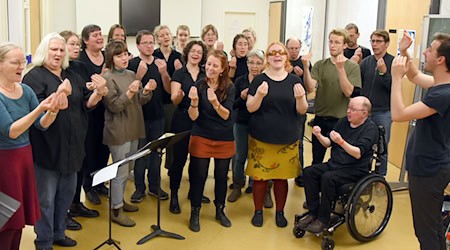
[245,136,300,181]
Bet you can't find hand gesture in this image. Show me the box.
[136,60,148,80]
[216,41,224,51]
[174,89,185,100]
[57,79,72,96]
[293,66,304,76]
[335,54,346,69]
[39,93,57,111]
[350,48,362,64]
[399,30,413,54]
[188,86,198,101]
[330,130,343,144]
[55,92,69,110]
[377,58,387,74]
[207,88,218,105]
[312,126,321,137]
[229,49,235,57]
[128,80,140,94]
[86,82,96,91]
[144,79,157,92]
[391,56,408,79]
[293,83,305,99]
[301,52,312,68]
[155,59,168,75]
[229,57,237,68]
[174,59,183,71]
[240,88,249,100]
[256,81,268,97]
[101,64,109,76]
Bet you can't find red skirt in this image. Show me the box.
[0,144,41,231]
[189,135,235,159]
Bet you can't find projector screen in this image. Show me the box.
[120,0,160,36]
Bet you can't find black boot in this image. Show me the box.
[170,190,181,214]
[189,207,201,232]
[215,203,231,227]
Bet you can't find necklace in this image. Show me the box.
[0,83,16,93]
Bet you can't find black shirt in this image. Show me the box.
[328,118,379,171]
[231,56,249,82]
[23,66,91,173]
[153,48,182,77]
[171,66,205,111]
[233,74,252,125]
[290,56,312,83]
[69,60,90,82]
[128,56,165,120]
[406,84,450,176]
[248,73,303,144]
[191,79,235,141]
[344,46,371,60]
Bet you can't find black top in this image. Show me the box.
[69,60,90,82]
[171,65,206,111]
[231,56,249,82]
[360,53,394,112]
[328,118,379,171]
[344,46,371,60]
[406,84,450,176]
[290,56,312,83]
[191,79,235,141]
[23,66,91,173]
[153,48,182,77]
[233,74,252,125]
[128,56,165,120]
[248,73,303,144]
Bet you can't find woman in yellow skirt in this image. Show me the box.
[246,42,308,227]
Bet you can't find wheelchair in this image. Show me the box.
[293,126,393,250]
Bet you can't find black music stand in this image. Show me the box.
[137,131,190,245]
[92,149,151,250]
[0,192,21,228]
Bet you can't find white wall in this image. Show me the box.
[0,0,8,42]
[41,0,77,36]
[324,0,378,58]
[161,0,202,38]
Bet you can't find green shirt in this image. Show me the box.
[312,58,361,118]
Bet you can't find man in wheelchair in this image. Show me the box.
[299,96,379,233]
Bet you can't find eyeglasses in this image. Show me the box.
[247,61,263,66]
[67,42,81,47]
[267,50,287,56]
[140,42,154,46]
[189,49,203,55]
[347,107,366,112]
[369,39,385,44]
[8,60,28,67]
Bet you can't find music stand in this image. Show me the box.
[0,192,21,229]
[91,149,151,250]
[137,131,190,245]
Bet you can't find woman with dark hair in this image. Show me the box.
[228,34,249,81]
[246,42,308,228]
[0,42,60,250]
[187,50,235,232]
[107,24,127,43]
[24,32,104,249]
[168,40,207,214]
[79,24,111,205]
[102,40,155,227]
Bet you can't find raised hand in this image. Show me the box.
[155,59,168,75]
[57,78,72,96]
[55,92,69,110]
[377,58,387,74]
[240,88,249,100]
[128,80,141,94]
[101,64,109,76]
[330,130,343,144]
[391,56,409,79]
[256,81,268,97]
[293,83,305,98]
[229,57,237,68]
[92,74,108,95]
[216,41,224,51]
[335,54,346,69]
[136,60,148,80]
[399,30,413,53]
[174,59,183,71]
[86,82,96,91]
[312,126,321,137]
[39,93,57,111]
[188,86,198,101]
[144,79,157,92]
[293,66,304,76]
[207,88,218,105]
[301,52,312,68]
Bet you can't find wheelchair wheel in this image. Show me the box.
[293,225,306,238]
[345,175,393,242]
[321,238,335,250]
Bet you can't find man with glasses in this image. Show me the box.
[302,29,362,166]
[298,96,379,233]
[344,23,371,64]
[360,30,394,176]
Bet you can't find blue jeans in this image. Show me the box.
[109,140,138,208]
[34,166,77,248]
[371,111,391,176]
[232,123,251,185]
[134,118,165,192]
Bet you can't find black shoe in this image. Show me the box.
[298,214,316,228]
[201,195,211,204]
[85,190,100,205]
[295,175,304,187]
[275,211,288,227]
[251,210,263,227]
[130,190,146,203]
[169,192,181,214]
[305,219,327,234]
[148,189,169,200]
[215,204,231,227]
[53,236,77,247]
[69,203,99,218]
[245,186,253,194]
[189,207,201,232]
[94,184,109,196]
[35,247,53,250]
[65,216,82,230]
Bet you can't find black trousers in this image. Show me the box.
[188,156,230,208]
[409,167,450,250]
[169,110,193,191]
[303,163,367,223]
[311,116,339,165]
